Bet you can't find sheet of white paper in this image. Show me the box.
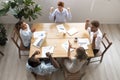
[78,38,90,50]
[78,38,90,45]
[42,46,54,57]
[33,37,44,48]
[62,41,74,52]
[33,31,46,38]
[79,43,88,50]
[56,24,66,33]
[67,28,78,36]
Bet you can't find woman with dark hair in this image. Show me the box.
[26,50,60,75]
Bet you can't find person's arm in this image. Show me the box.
[66,8,72,20]
[46,52,60,68]
[92,34,97,49]
[49,7,56,21]
[31,50,40,58]
[67,40,76,58]
[85,19,90,30]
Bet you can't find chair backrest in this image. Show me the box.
[100,33,112,56]
[11,28,23,49]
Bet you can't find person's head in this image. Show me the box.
[28,51,40,67]
[76,47,88,60]
[15,22,21,32]
[17,20,27,30]
[57,1,64,12]
[91,20,100,32]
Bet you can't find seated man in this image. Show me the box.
[64,41,88,73]
[26,51,60,75]
[49,1,72,23]
[85,20,103,55]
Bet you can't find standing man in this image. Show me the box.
[49,1,72,23]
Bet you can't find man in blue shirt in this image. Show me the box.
[49,1,72,23]
[26,51,60,75]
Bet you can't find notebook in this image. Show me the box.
[62,41,74,52]
[78,38,90,49]
[67,28,78,36]
[33,31,46,38]
[33,37,45,48]
[56,24,66,33]
[41,46,54,57]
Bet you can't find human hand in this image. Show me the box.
[46,52,51,58]
[31,28,36,32]
[68,40,72,48]
[34,50,40,55]
[67,7,70,12]
[50,7,54,13]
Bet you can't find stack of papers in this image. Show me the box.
[41,46,54,57]
[62,41,74,52]
[33,37,45,48]
[78,38,90,49]
[33,31,46,38]
[56,24,66,33]
[67,28,78,36]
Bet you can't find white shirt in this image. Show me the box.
[87,27,102,50]
[26,61,57,75]
[64,57,86,73]
[20,24,32,47]
[49,8,72,23]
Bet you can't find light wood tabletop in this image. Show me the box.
[32,23,89,39]
[29,23,94,58]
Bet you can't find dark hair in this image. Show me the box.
[15,22,20,32]
[91,20,100,28]
[58,1,64,7]
[28,57,40,67]
[15,20,24,31]
[17,20,24,26]
[76,47,88,60]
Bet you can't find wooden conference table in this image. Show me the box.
[29,23,94,58]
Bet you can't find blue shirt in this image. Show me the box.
[20,24,32,47]
[26,61,58,75]
[49,8,72,23]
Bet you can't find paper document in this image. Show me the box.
[56,24,66,33]
[78,38,90,45]
[33,31,46,38]
[33,37,45,48]
[78,38,90,50]
[67,28,78,36]
[62,41,74,52]
[42,46,54,57]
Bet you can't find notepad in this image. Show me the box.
[67,28,78,36]
[62,41,74,52]
[41,46,54,57]
[33,37,45,48]
[78,38,90,50]
[78,38,90,45]
[56,24,66,33]
[33,31,46,38]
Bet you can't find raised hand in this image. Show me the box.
[34,50,40,55]
[46,52,51,58]
[67,7,70,12]
[50,7,54,13]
